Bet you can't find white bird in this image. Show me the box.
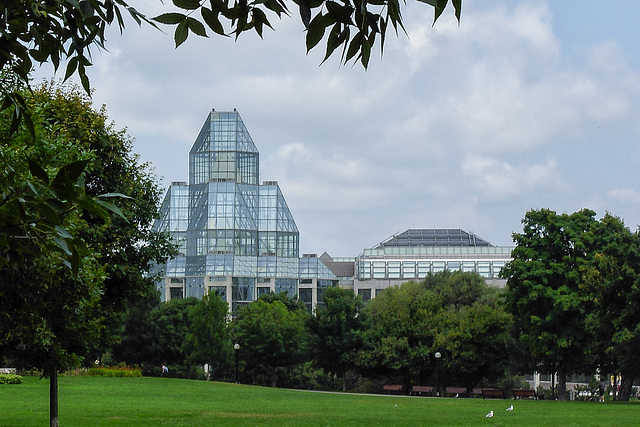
[506,404,513,411]
[394,404,397,408]
[486,411,494,418]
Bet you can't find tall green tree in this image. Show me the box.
[358,272,512,393]
[357,281,438,390]
[184,292,232,380]
[151,297,199,368]
[29,81,176,355]
[231,293,310,386]
[308,286,366,391]
[0,83,111,427]
[0,80,173,426]
[502,208,597,400]
[425,271,513,392]
[582,214,640,401]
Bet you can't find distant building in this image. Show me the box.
[152,110,514,312]
[321,229,513,302]
[152,110,337,312]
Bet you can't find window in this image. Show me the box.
[169,287,184,300]
[299,288,313,314]
[257,287,271,297]
[492,261,506,277]
[402,261,416,278]
[447,261,461,271]
[462,261,476,273]
[358,288,372,302]
[417,261,431,278]
[477,261,491,277]
[432,261,445,273]
[372,261,386,279]
[388,261,401,279]
[209,286,226,301]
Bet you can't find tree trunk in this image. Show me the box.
[556,363,567,401]
[619,374,634,401]
[50,365,59,427]
[342,371,347,392]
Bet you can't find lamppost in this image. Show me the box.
[434,351,442,397]
[234,343,240,384]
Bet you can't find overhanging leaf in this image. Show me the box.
[175,20,189,46]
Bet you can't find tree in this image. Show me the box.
[152,297,199,368]
[231,293,310,386]
[581,214,640,401]
[28,81,176,356]
[110,287,162,368]
[0,80,173,426]
[308,286,366,391]
[184,292,232,380]
[502,208,597,400]
[357,281,438,390]
[0,83,112,427]
[424,271,512,392]
[358,272,512,393]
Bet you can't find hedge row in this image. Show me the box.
[85,367,142,377]
[0,374,23,384]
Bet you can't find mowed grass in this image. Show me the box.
[1,376,638,426]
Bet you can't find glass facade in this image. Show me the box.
[153,110,337,309]
[353,228,514,299]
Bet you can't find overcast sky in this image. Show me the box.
[34,0,640,257]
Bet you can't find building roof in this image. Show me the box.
[373,229,493,249]
[319,252,355,277]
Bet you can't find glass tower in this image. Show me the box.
[154,110,336,311]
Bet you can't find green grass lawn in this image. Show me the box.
[1,376,638,426]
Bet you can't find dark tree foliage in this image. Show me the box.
[27,81,176,355]
[184,292,232,380]
[151,297,199,368]
[357,272,512,393]
[503,208,598,401]
[231,292,311,386]
[0,81,173,425]
[308,286,366,391]
[582,214,640,401]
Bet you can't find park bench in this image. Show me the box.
[513,389,537,399]
[445,387,468,397]
[382,384,403,394]
[482,388,505,399]
[410,385,434,396]
[472,388,483,398]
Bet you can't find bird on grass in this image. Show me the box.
[506,404,513,411]
[486,410,494,418]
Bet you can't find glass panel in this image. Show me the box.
[358,288,372,302]
[209,286,227,301]
[372,261,386,279]
[169,287,184,300]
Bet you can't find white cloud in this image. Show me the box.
[461,155,564,201]
[608,189,640,204]
[30,0,640,255]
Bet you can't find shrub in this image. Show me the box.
[0,374,23,384]
[85,366,142,377]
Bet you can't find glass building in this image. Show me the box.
[153,110,337,311]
